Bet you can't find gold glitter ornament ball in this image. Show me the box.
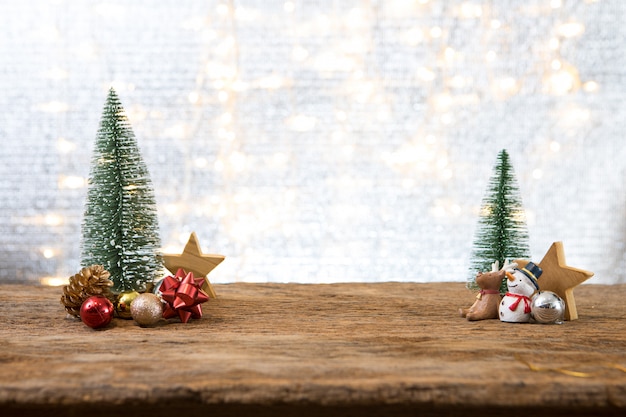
[130,293,164,327]
[115,291,139,319]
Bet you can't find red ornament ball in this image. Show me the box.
[80,296,114,329]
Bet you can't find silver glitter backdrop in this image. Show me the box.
[1,0,624,284]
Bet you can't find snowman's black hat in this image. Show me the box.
[518,262,542,291]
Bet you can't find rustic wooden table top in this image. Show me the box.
[0,282,625,417]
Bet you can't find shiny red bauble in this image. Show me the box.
[80,296,114,329]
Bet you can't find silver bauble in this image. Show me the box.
[130,293,164,327]
[152,277,164,297]
[531,291,565,324]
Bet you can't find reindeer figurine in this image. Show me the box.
[460,260,516,321]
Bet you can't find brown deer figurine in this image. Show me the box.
[459,261,514,321]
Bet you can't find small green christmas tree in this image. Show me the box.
[468,149,531,293]
[81,88,162,293]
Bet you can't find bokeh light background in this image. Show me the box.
[1,0,624,285]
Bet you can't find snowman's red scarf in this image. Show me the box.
[505,292,532,313]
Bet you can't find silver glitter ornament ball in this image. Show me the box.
[130,293,164,327]
[531,291,565,324]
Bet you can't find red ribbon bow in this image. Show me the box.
[159,268,210,323]
[505,292,532,314]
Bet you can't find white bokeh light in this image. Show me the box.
[0,0,624,285]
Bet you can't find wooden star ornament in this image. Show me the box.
[516,241,593,321]
[162,232,225,299]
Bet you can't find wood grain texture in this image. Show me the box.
[0,282,625,417]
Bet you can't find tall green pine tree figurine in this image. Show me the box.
[81,88,162,293]
[468,149,531,293]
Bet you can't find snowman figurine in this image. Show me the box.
[499,262,543,323]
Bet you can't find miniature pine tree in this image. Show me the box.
[81,88,162,293]
[468,149,530,293]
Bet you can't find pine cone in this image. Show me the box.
[61,265,114,317]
